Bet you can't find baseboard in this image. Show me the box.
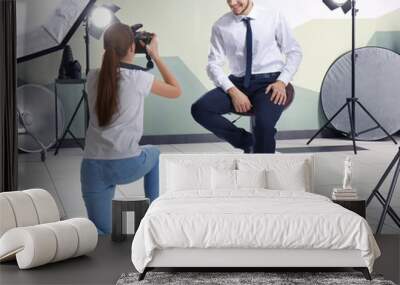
[52,129,338,149]
[276,129,337,140]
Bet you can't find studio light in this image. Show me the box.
[90,7,113,29]
[87,4,120,40]
[322,0,352,14]
[84,3,121,74]
[16,0,96,63]
[308,0,398,153]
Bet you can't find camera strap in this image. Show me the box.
[119,62,149,71]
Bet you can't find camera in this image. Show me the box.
[131,24,153,54]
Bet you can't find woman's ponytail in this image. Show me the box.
[95,23,134,127]
[96,48,119,127]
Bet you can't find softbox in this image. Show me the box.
[17,0,96,63]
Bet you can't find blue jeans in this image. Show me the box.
[191,73,284,153]
[80,145,160,235]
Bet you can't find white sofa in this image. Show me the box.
[0,189,98,269]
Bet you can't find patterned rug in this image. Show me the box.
[116,271,395,285]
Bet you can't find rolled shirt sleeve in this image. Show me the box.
[206,25,235,93]
[275,11,303,85]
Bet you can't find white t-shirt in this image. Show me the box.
[83,67,154,159]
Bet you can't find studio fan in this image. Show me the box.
[17,84,65,161]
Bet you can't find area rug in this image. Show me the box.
[116,272,395,285]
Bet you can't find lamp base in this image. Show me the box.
[307,97,397,154]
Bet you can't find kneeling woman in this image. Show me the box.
[81,23,181,234]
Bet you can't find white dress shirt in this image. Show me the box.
[207,5,303,92]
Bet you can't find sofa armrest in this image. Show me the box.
[0,218,97,269]
[0,189,60,237]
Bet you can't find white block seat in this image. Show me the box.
[0,189,98,269]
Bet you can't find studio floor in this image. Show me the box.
[17,137,400,233]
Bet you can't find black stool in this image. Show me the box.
[231,82,295,129]
[112,197,149,242]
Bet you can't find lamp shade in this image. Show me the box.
[332,0,349,5]
[91,7,113,29]
[322,0,352,14]
[88,4,120,40]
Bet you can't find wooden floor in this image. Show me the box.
[0,236,133,285]
[0,235,399,285]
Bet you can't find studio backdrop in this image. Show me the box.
[1,0,18,192]
[17,0,400,137]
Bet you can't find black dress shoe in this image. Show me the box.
[243,145,253,154]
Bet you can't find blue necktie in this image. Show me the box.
[242,17,253,89]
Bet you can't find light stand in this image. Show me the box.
[54,4,119,155]
[85,18,91,76]
[307,0,397,154]
[366,147,400,234]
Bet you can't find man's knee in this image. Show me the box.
[191,100,206,121]
[192,89,223,116]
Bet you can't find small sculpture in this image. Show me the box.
[342,156,353,190]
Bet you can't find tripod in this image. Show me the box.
[54,17,92,155]
[307,0,397,154]
[366,147,400,235]
[53,79,88,155]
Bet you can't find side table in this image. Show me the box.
[333,199,366,218]
[54,78,88,154]
[112,197,149,242]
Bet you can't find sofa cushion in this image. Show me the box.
[1,191,39,227]
[0,189,60,238]
[0,196,17,237]
[24,189,60,223]
[0,218,97,269]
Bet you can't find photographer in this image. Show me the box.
[81,23,181,234]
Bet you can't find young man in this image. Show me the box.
[191,0,302,153]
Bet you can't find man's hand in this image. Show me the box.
[228,87,252,113]
[266,80,287,106]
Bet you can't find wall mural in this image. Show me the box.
[16,0,400,136]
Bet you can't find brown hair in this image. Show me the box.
[96,23,134,127]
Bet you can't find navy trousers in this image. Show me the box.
[191,74,284,153]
